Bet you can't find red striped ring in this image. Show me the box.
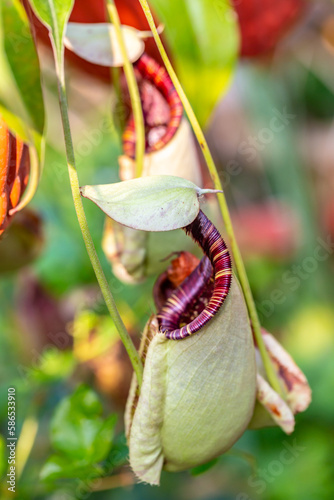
[158,210,232,340]
[122,53,183,158]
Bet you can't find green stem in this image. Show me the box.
[55,64,143,386]
[137,0,283,396]
[111,66,126,133]
[106,0,145,178]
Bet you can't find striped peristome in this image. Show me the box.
[122,53,183,157]
[158,210,232,340]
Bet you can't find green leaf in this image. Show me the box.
[40,454,103,481]
[28,348,75,384]
[150,0,239,124]
[91,414,118,463]
[190,457,219,476]
[70,385,103,416]
[0,0,44,143]
[50,385,116,463]
[64,23,145,67]
[28,0,74,68]
[104,433,129,472]
[81,175,220,232]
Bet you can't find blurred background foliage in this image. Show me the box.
[1,0,334,498]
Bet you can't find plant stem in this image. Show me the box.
[91,472,135,491]
[55,66,143,386]
[106,0,145,178]
[111,66,126,133]
[137,0,283,396]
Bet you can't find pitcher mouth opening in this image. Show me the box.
[122,53,183,158]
